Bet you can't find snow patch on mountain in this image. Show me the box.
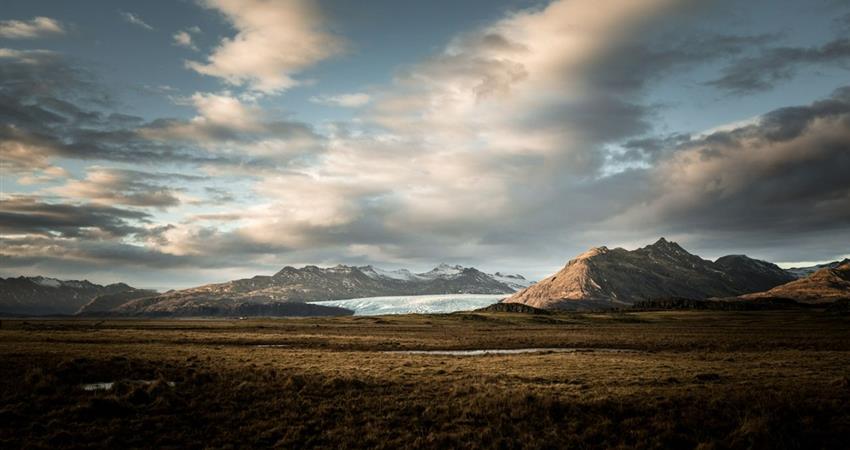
[31,276,62,288]
[359,266,423,281]
[420,263,465,279]
[491,272,534,290]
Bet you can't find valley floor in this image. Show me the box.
[1,310,849,448]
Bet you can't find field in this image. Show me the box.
[2,310,850,449]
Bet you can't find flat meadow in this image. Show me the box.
[1,310,849,448]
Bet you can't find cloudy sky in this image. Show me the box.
[2,0,850,289]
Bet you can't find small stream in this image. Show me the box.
[383,348,639,356]
[82,380,176,391]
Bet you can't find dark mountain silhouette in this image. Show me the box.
[0,276,146,315]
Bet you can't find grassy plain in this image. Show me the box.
[1,310,849,448]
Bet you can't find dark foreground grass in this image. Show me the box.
[1,310,849,449]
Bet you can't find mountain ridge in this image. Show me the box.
[739,262,850,304]
[0,276,148,315]
[504,238,795,310]
[97,264,532,316]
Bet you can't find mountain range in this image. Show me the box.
[504,238,798,310]
[98,264,529,317]
[3,242,848,315]
[0,264,531,316]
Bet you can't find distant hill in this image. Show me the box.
[739,262,850,304]
[86,300,354,318]
[96,264,531,316]
[503,238,793,310]
[715,255,796,292]
[0,276,147,315]
[785,258,850,279]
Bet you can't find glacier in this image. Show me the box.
[312,294,505,316]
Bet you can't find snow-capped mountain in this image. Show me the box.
[359,263,533,289]
[491,272,535,291]
[359,266,422,281]
[96,264,531,316]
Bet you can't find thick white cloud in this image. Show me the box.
[187,0,345,93]
[0,17,65,39]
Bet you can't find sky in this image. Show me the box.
[1,0,850,290]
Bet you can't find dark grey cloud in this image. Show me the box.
[203,187,236,204]
[612,87,850,247]
[0,196,150,238]
[0,49,318,173]
[707,38,850,94]
[588,32,775,92]
[619,133,693,164]
[0,49,210,169]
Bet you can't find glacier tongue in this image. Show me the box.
[314,294,504,315]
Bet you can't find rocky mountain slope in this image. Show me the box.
[739,262,850,304]
[715,255,796,292]
[504,238,793,310]
[0,276,147,315]
[76,289,159,315]
[100,264,530,316]
[785,258,850,279]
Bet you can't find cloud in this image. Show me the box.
[606,87,850,249]
[187,0,345,93]
[133,0,697,266]
[141,91,325,162]
[708,38,850,94]
[173,31,198,50]
[0,196,150,239]
[52,167,205,209]
[120,11,154,31]
[310,93,371,108]
[0,49,239,170]
[4,0,850,285]
[0,17,66,39]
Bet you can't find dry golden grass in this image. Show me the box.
[1,310,849,448]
